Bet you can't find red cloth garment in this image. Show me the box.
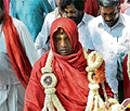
[24,18,113,111]
[3,0,9,14]
[2,14,32,88]
[122,55,130,98]
[120,0,125,3]
[84,0,99,17]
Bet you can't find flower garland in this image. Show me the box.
[84,51,104,84]
[85,51,104,73]
[84,50,107,111]
[84,50,126,111]
[40,49,126,111]
[40,49,65,111]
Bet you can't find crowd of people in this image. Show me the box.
[0,0,130,111]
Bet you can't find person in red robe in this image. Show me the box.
[24,17,113,111]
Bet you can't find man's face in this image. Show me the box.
[53,28,73,56]
[62,4,83,24]
[100,6,120,27]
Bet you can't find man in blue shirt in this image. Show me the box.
[10,0,52,41]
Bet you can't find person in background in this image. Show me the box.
[24,17,113,111]
[84,0,99,17]
[120,0,130,15]
[88,0,130,102]
[35,0,94,56]
[84,0,124,17]
[10,0,52,41]
[0,0,39,110]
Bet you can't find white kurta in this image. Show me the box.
[0,18,39,111]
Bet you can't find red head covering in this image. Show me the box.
[49,18,89,110]
[49,17,88,71]
[50,17,80,53]
[2,0,32,88]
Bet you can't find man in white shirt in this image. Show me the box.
[35,0,94,56]
[88,0,130,102]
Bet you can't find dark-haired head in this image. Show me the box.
[98,0,119,7]
[60,0,84,11]
[59,0,84,25]
[128,0,130,3]
[0,0,4,10]
[0,0,4,23]
[98,0,120,27]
